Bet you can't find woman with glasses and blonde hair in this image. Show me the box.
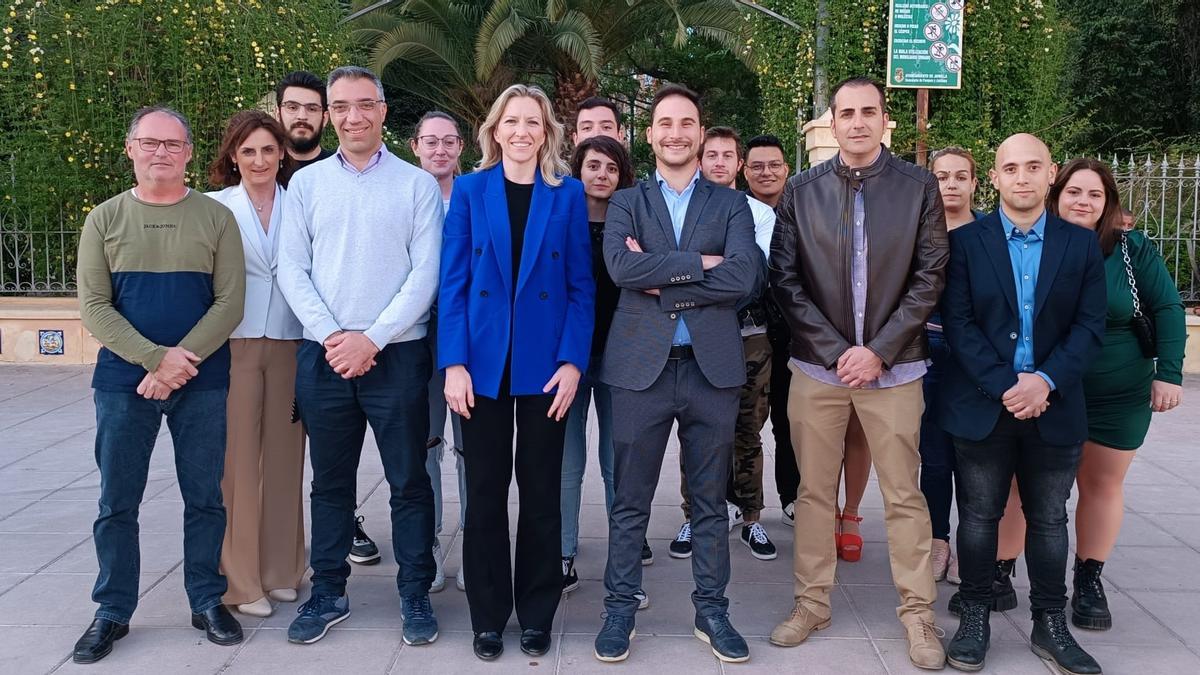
[206,110,305,618]
[438,84,595,661]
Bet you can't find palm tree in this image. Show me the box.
[352,0,751,129]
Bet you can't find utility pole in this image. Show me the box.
[809,0,830,168]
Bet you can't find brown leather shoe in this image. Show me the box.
[902,616,947,670]
[769,602,831,647]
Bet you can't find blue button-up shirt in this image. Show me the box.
[998,207,1055,390]
[656,169,701,346]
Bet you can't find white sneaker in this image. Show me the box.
[727,502,744,532]
[634,589,649,610]
[429,541,446,593]
[782,502,795,526]
[455,565,466,591]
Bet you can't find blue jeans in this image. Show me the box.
[919,330,956,541]
[296,339,435,598]
[954,412,1082,614]
[559,362,615,557]
[91,387,229,624]
[426,316,467,534]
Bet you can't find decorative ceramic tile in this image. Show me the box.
[38,329,64,356]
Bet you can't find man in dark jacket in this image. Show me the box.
[768,77,947,670]
[940,133,1105,675]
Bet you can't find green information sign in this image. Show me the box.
[886,0,965,89]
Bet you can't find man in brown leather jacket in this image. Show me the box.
[767,77,948,670]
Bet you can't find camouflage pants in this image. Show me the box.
[681,332,771,521]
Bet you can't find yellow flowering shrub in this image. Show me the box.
[0,0,354,225]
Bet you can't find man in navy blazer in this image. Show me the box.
[593,85,763,665]
[940,133,1105,675]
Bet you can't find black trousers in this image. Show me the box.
[460,371,566,633]
[768,318,799,506]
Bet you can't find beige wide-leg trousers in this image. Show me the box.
[787,365,936,624]
[220,338,307,605]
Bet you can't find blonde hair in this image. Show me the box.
[476,84,568,187]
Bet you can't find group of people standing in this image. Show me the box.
[69,64,1185,675]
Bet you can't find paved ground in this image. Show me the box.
[1,364,1198,674]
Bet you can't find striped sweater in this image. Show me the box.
[76,189,246,392]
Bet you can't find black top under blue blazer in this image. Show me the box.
[598,176,764,391]
[939,210,1107,444]
[437,164,595,398]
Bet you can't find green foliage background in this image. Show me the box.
[751,0,1081,172]
[0,0,356,225]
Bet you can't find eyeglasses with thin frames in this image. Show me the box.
[415,135,462,150]
[747,161,786,174]
[328,99,385,115]
[279,101,325,115]
[131,138,189,153]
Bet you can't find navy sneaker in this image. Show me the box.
[640,538,654,565]
[349,516,380,565]
[401,593,439,645]
[562,556,580,594]
[594,613,636,662]
[287,594,350,644]
[694,613,749,663]
[669,521,693,559]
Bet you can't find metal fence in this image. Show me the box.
[1112,154,1200,302]
[1,156,1198,300]
[0,209,80,296]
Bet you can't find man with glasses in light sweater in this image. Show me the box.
[277,65,443,647]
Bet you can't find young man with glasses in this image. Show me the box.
[277,66,443,647]
[275,71,333,169]
[274,70,380,567]
[73,106,247,663]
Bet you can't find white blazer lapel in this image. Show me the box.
[229,184,271,269]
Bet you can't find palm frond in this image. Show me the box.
[475,0,537,78]
[547,9,603,81]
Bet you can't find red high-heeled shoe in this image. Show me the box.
[837,514,863,562]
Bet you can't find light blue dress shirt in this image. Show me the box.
[998,206,1056,390]
[656,169,701,346]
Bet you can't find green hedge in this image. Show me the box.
[0,0,355,226]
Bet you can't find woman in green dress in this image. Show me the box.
[1047,158,1187,631]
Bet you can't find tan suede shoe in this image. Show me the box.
[769,602,831,647]
[903,617,947,670]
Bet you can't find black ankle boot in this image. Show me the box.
[946,602,990,671]
[1031,608,1102,674]
[1071,557,1112,631]
[991,559,1018,612]
[949,559,1019,616]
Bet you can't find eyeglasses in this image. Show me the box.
[279,101,325,115]
[415,135,462,150]
[131,138,189,153]
[328,99,385,115]
[747,161,786,174]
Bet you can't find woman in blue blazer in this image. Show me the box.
[438,84,594,661]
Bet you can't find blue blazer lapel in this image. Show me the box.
[642,181,678,251]
[1034,216,1068,321]
[516,171,552,296]
[483,165,513,298]
[978,214,1019,316]
[680,180,713,251]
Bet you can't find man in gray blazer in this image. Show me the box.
[593,85,763,665]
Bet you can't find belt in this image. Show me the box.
[668,345,694,360]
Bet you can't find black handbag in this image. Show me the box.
[1120,233,1157,358]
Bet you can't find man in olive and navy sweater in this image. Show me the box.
[74,106,246,663]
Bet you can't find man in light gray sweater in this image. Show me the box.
[276,66,443,647]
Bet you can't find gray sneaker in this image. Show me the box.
[287,594,350,644]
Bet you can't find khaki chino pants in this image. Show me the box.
[220,337,307,605]
[787,365,936,623]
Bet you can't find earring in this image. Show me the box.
[233,164,239,173]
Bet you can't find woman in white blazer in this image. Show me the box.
[206,111,306,617]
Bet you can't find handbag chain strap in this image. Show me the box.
[1120,232,1144,318]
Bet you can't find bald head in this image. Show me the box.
[989,132,1056,224]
